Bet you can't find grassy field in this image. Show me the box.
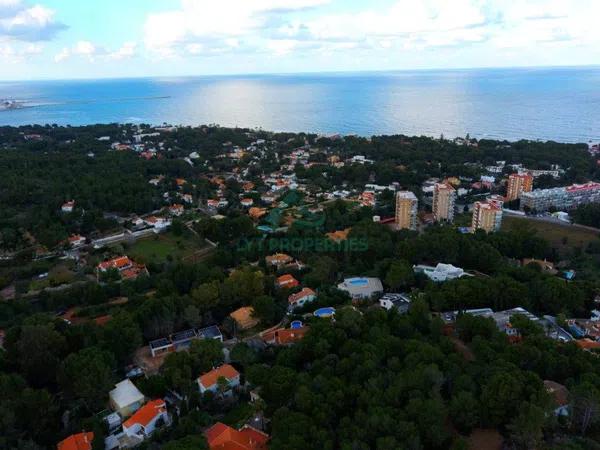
[502,215,600,255]
[126,232,212,264]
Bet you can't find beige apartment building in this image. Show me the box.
[506,173,533,201]
[472,199,503,233]
[395,191,418,230]
[432,182,456,222]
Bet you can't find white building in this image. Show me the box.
[109,379,145,418]
[122,399,169,440]
[379,293,411,314]
[413,263,467,282]
[337,277,383,299]
[61,200,75,213]
[288,287,317,310]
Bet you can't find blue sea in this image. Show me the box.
[1,66,600,143]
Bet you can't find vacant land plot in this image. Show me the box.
[126,232,212,264]
[502,215,600,255]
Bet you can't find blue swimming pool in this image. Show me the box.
[257,225,273,233]
[290,320,303,329]
[314,307,336,318]
[348,277,368,286]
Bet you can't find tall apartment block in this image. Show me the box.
[432,182,456,222]
[472,198,503,233]
[395,191,418,231]
[520,182,600,212]
[506,173,533,201]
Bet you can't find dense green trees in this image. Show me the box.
[59,347,115,411]
[573,203,600,228]
[257,306,597,450]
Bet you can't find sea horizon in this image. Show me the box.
[3,63,600,83]
[2,65,600,144]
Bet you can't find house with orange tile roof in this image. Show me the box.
[575,338,600,351]
[122,399,169,439]
[249,207,267,220]
[68,234,86,247]
[210,176,225,187]
[207,199,220,208]
[288,287,316,310]
[198,364,240,395]
[261,326,309,346]
[168,204,185,216]
[144,215,171,230]
[265,253,293,267]
[57,431,94,450]
[326,228,351,243]
[98,256,133,272]
[97,256,148,281]
[204,422,269,450]
[276,274,299,289]
[230,306,260,330]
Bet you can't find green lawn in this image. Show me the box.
[126,232,211,265]
[502,215,600,256]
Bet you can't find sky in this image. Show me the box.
[1,0,600,80]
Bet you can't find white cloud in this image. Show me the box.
[54,47,69,62]
[140,0,600,61]
[107,41,137,60]
[0,0,66,41]
[0,40,43,62]
[54,40,137,63]
[143,0,330,57]
[266,39,298,56]
[73,40,97,57]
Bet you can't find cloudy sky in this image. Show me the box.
[1,0,600,80]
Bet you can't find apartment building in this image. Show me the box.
[506,173,533,201]
[472,199,503,232]
[395,191,418,230]
[520,182,600,212]
[432,183,456,222]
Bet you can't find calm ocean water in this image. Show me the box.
[1,67,599,143]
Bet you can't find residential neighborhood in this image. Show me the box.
[1,124,600,450]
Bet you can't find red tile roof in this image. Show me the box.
[199,364,240,390]
[123,399,166,429]
[57,432,93,450]
[93,315,112,326]
[274,327,309,345]
[205,422,269,450]
[288,287,316,305]
[276,274,299,288]
[98,256,132,271]
[576,338,600,350]
[265,253,292,265]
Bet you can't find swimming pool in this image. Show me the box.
[290,320,303,329]
[348,277,368,286]
[314,307,336,318]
